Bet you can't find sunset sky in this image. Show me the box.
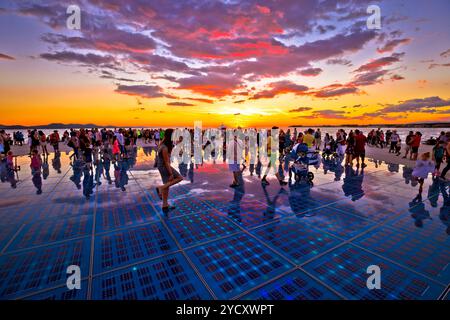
[0,0,449,128]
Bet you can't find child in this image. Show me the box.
[412,152,435,196]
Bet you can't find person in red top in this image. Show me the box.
[49,130,60,153]
[410,132,422,161]
[354,129,367,168]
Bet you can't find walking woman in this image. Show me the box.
[345,131,355,166]
[155,129,183,214]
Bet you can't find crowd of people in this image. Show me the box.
[1,126,449,214]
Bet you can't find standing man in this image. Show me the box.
[314,128,322,151]
[354,130,367,168]
[402,131,414,159]
[410,132,422,161]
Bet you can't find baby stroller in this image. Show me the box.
[288,143,319,184]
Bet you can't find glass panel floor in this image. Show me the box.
[0,149,449,300]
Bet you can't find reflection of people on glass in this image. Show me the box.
[0,154,7,184]
[288,183,313,214]
[155,129,183,214]
[408,194,431,228]
[188,162,194,183]
[30,149,43,194]
[114,159,129,192]
[402,165,413,185]
[262,184,284,222]
[342,165,364,201]
[438,182,450,235]
[6,150,18,189]
[102,145,113,184]
[82,166,94,199]
[52,151,62,174]
[70,158,83,190]
[412,152,435,199]
[93,141,103,186]
[42,156,49,180]
[227,173,245,223]
[427,177,440,208]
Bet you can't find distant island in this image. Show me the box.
[0,123,116,130]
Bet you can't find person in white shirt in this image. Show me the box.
[389,130,400,153]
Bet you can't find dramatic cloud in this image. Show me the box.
[312,85,359,98]
[299,67,322,77]
[380,96,450,113]
[390,74,405,81]
[429,63,450,69]
[354,52,405,73]
[100,70,137,82]
[350,69,388,86]
[167,102,196,106]
[289,107,313,112]
[251,81,308,99]
[295,109,347,119]
[185,97,215,104]
[326,58,352,66]
[129,53,196,74]
[440,49,450,58]
[0,53,15,60]
[115,84,171,99]
[40,51,116,66]
[377,38,411,53]
[176,73,243,97]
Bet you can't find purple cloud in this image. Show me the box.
[115,84,171,99]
